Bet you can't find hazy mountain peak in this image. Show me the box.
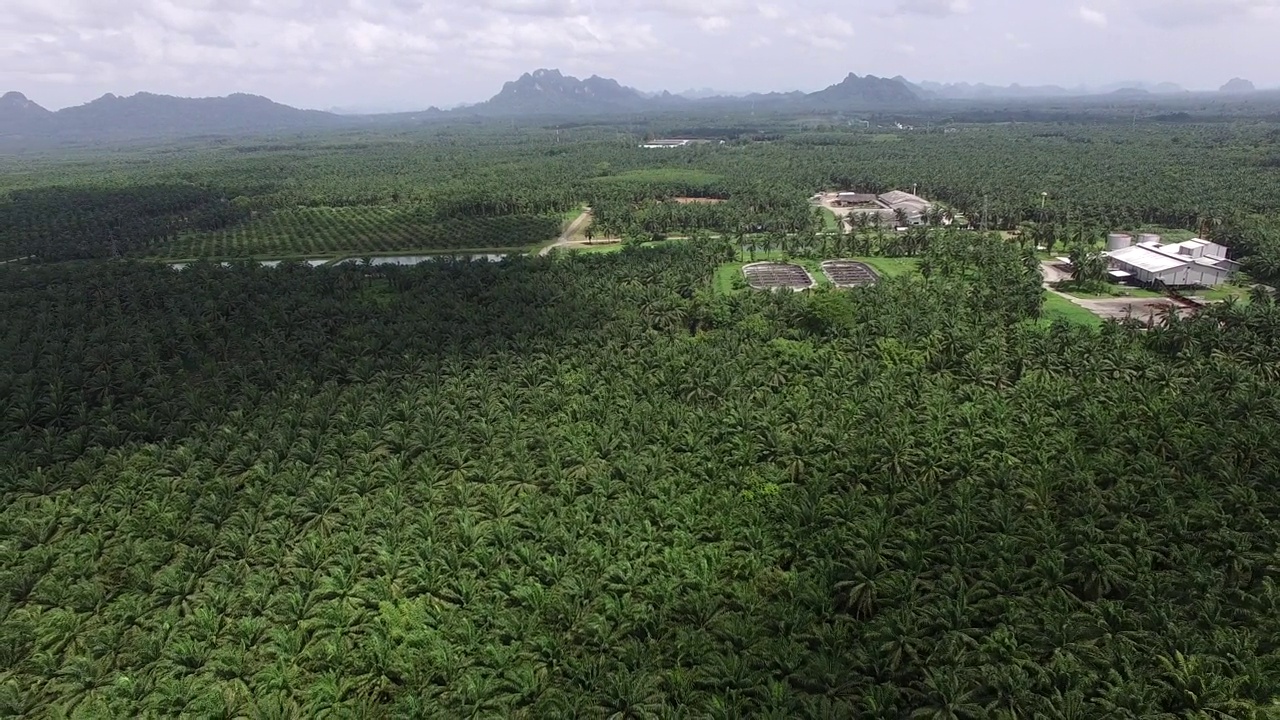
[0,91,50,116]
[810,73,920,105]
[1220,78,1256,93]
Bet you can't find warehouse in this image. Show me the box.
[1105,236,1238,288]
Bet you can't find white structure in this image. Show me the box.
[640,138,694,149]
[1107,233,1133,251]
[1105,237,1238,288]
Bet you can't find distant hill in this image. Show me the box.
[458,69,919,117]
[469,69,654,115]
[0,92,52,138]
[907,79,1186,100]
[805,73,921,108]
[0,91,50,118]
[0,91,347,149]
[1220,78,1256,93]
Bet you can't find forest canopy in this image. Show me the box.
[3,238,1280,716]
[2,117,1280,717]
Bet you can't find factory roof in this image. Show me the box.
[878,190,930,209]
[1108,245,1190,274]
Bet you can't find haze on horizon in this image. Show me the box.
[2,0,1276,112]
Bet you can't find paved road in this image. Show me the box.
[538,208,593,257]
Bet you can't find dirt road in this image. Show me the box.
[1040,260,1183,322]
[539,208,593,257]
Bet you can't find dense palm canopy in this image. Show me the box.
[3,236,1280,716]
[4,120,1280,261]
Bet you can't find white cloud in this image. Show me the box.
[782,15,855,50]
[695,15,731,33]
[0,0,1276,111]
[1128,0,1278,27]
[1079,6,1109,26]
[891,0,972,15]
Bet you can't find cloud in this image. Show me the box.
[1078,6,1109,25]
[1,0,1277,111]
[1004,31,1031,50]
[1128,0,1278,27]
[695,15,731,33]
[782,15,855,50]
[890,0,973,16]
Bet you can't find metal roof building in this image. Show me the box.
[1106,238,1238,288]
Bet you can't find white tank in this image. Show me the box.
[1138,233,1162,246]
[1107,233,1133,251]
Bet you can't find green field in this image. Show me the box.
[1040,292,1104,327]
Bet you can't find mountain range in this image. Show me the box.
[0,90,343,147]
[0,70,1272,149]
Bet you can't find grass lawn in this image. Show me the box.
[1196,284,1253,302]
[1053,282,1165,300]
[713,262,748,294]
[819,208,841,232]
[1040,293,1103,327]
[559,205,587,225]
[565,243,625,255]
[858,257,920,278]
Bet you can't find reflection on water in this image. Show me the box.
[336,254,508,266]
[168,254,507,271]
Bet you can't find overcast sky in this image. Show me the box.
[3,0,1276,111]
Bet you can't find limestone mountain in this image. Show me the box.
[470,69,653,115]
[0,91,348,149]
[459,69,921,117]
[805,73,922,107]
[1220,78,1256,93]
[0,91,51,117]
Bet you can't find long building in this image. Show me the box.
[1105,236,1238,288]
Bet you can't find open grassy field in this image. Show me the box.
[1053,282,1165,300]
[1041,293,1104,327]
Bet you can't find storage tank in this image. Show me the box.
[1107,233,1133,251]
[1138,233,1162,246]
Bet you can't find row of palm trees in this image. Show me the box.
[3,240,1280,717]
[10,119,1280,262]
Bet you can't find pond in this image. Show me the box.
[169,258,332,270]
[336,254,508,266]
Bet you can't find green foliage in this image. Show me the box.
[5,118,1280,717]
[1069,244,1110,288]
[157,209,562,258]
[4,241,1280,717]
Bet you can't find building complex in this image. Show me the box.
[1102,233,1238,288]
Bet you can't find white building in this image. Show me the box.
[1106,237,1238,288]
[639,138,694,149]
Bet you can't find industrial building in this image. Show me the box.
[1103,233,1238,288]
[833,192,878,206]
[826,189,933,226]
[639,138,695,149]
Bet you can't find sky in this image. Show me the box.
[2,0,1277,112]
